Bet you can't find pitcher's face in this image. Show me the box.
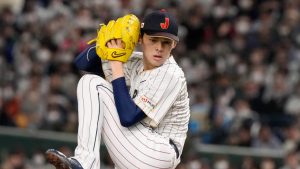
[141,34,177,70]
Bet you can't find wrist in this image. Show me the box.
[109,60,123,67]
[109,60,124,80]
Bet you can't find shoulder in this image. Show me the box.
[123,51,143,69]
[129,51,143,60]
[159,56,186,79]
[147,57,186,86]
[125,51,143,65]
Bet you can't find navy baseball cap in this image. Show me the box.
[141,9,179,42]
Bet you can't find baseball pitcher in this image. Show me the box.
[45,10,190,169]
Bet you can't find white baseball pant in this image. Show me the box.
[73,74,178,169]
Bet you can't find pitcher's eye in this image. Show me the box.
[149,38,157,42]
[162,40,172,45]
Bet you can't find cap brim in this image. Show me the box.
[146,32,179,42]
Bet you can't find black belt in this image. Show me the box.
[169,139,179,158]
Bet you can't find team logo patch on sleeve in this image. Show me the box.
[141,95,155,109]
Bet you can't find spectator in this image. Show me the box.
[1,149,30,169]
[282,122,300,152]
[279,151,300,169]
[259,158,276,169]
[252,124,282,149]
[2,0,300,168]
[241,156,258,169]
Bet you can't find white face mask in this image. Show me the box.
[37,48,51,63]
[48,110,61,123]
[214,159,229,169]
[187,160,202,169]
[251,69,264,84]
[235,19,250,34]
[32,153,45,165]
[239,0,253,10]
[213,6,226,19]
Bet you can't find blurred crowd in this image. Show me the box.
[2,0,300,168]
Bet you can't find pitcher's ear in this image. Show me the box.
[172,41,177,49]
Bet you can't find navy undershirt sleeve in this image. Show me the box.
[112,77,146,127]
[73,44,105,77]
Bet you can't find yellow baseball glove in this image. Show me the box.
[88,14,140,62]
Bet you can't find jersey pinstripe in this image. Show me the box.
[102,52,190,157]
[74,52,190,169]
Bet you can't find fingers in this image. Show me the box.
[107,39,124,49]
[116,39,125,48]
[107,39,116,48]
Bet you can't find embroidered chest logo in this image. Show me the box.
[160,17,169,29]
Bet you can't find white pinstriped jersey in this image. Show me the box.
[102,52,190,154]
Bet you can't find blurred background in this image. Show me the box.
[1,0,300,168]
